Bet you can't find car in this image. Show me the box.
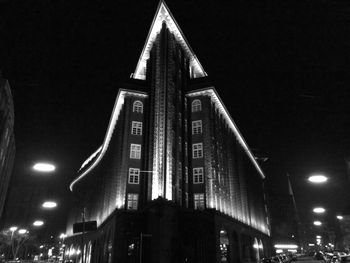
[315,251,326,261]
[338,256,350,263]
[260,257,283,263]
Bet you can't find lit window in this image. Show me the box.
[192,143,203,158]
[128,168,140,184]
[131,121,142,135]
[194,193,205,210]
[192,120,202,134]
[130,144,141,159]
[191,99,202,112]
[127,194,138,210]
[133,101,143,113]
[193,167,204,184]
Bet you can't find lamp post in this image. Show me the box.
[60,234,67,262]
[9,226,17,260]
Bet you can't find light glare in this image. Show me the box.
[313,207,326,213]
[308,175,328,183]
[18,229,27,234]
[42,201,57,208]
[314,221,322,226]
[9,226,18,232]
[274,244,298,249]
[33,220,44,226]
[337,215,343,220]
[33,163,56,172]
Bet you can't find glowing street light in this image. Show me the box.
[337,215,343,220]
[313,207,326,214]
[18,229,27,234]
[308,175,328,183]
[316,235,322,239]
[33,163,56,173]
[42,201,57,209]
[9,226,18,232]
[33,220,44,227]
[313,221,322,226]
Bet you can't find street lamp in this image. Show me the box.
[313,207,326,214]
[42,201,57,209]
[59,233,67,262]
[336,215,343,220]
[33,220,44,227]
[18,229,27,234]
[9,226,18,232]
[33,163,56,173]
[313,221,322,226]
[308,174,328,183]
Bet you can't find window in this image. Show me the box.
[194,193,205,210]
[130,144,141,159]
[128,168,140,184]
[131,121,142,135]
[133,101,143,113]
[192,120,202,134]
[192,143,203,158]
[191,99,202,112]
[127,193,138,210]
[193,167,204,183]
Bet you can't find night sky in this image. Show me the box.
[1,0,350,238]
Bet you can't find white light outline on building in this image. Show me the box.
[132,1,207,80]
[274,244,298,249]
[70,89,148,191]
[79,146,103,171]
[186,88,265,179]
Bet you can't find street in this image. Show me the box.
[297,256,325,263]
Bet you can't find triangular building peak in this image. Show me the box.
[132,1,207,80]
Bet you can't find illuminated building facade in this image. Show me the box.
[66,2,270,262]
[0,75,15,220]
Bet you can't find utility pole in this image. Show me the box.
[81,207,85,263]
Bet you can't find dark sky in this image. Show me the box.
[1,0,350,238]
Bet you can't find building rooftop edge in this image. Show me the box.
[69,89,149,191]
[132,1,207,80]
[187,87,266,179]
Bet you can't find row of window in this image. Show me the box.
[127,167,204,184]
[127,192,205,210]
[131,117,201,136]
[132,99,202,114]
[130,143,203,159]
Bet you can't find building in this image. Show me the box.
[65,2,271,262]
[0,74,15,220]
